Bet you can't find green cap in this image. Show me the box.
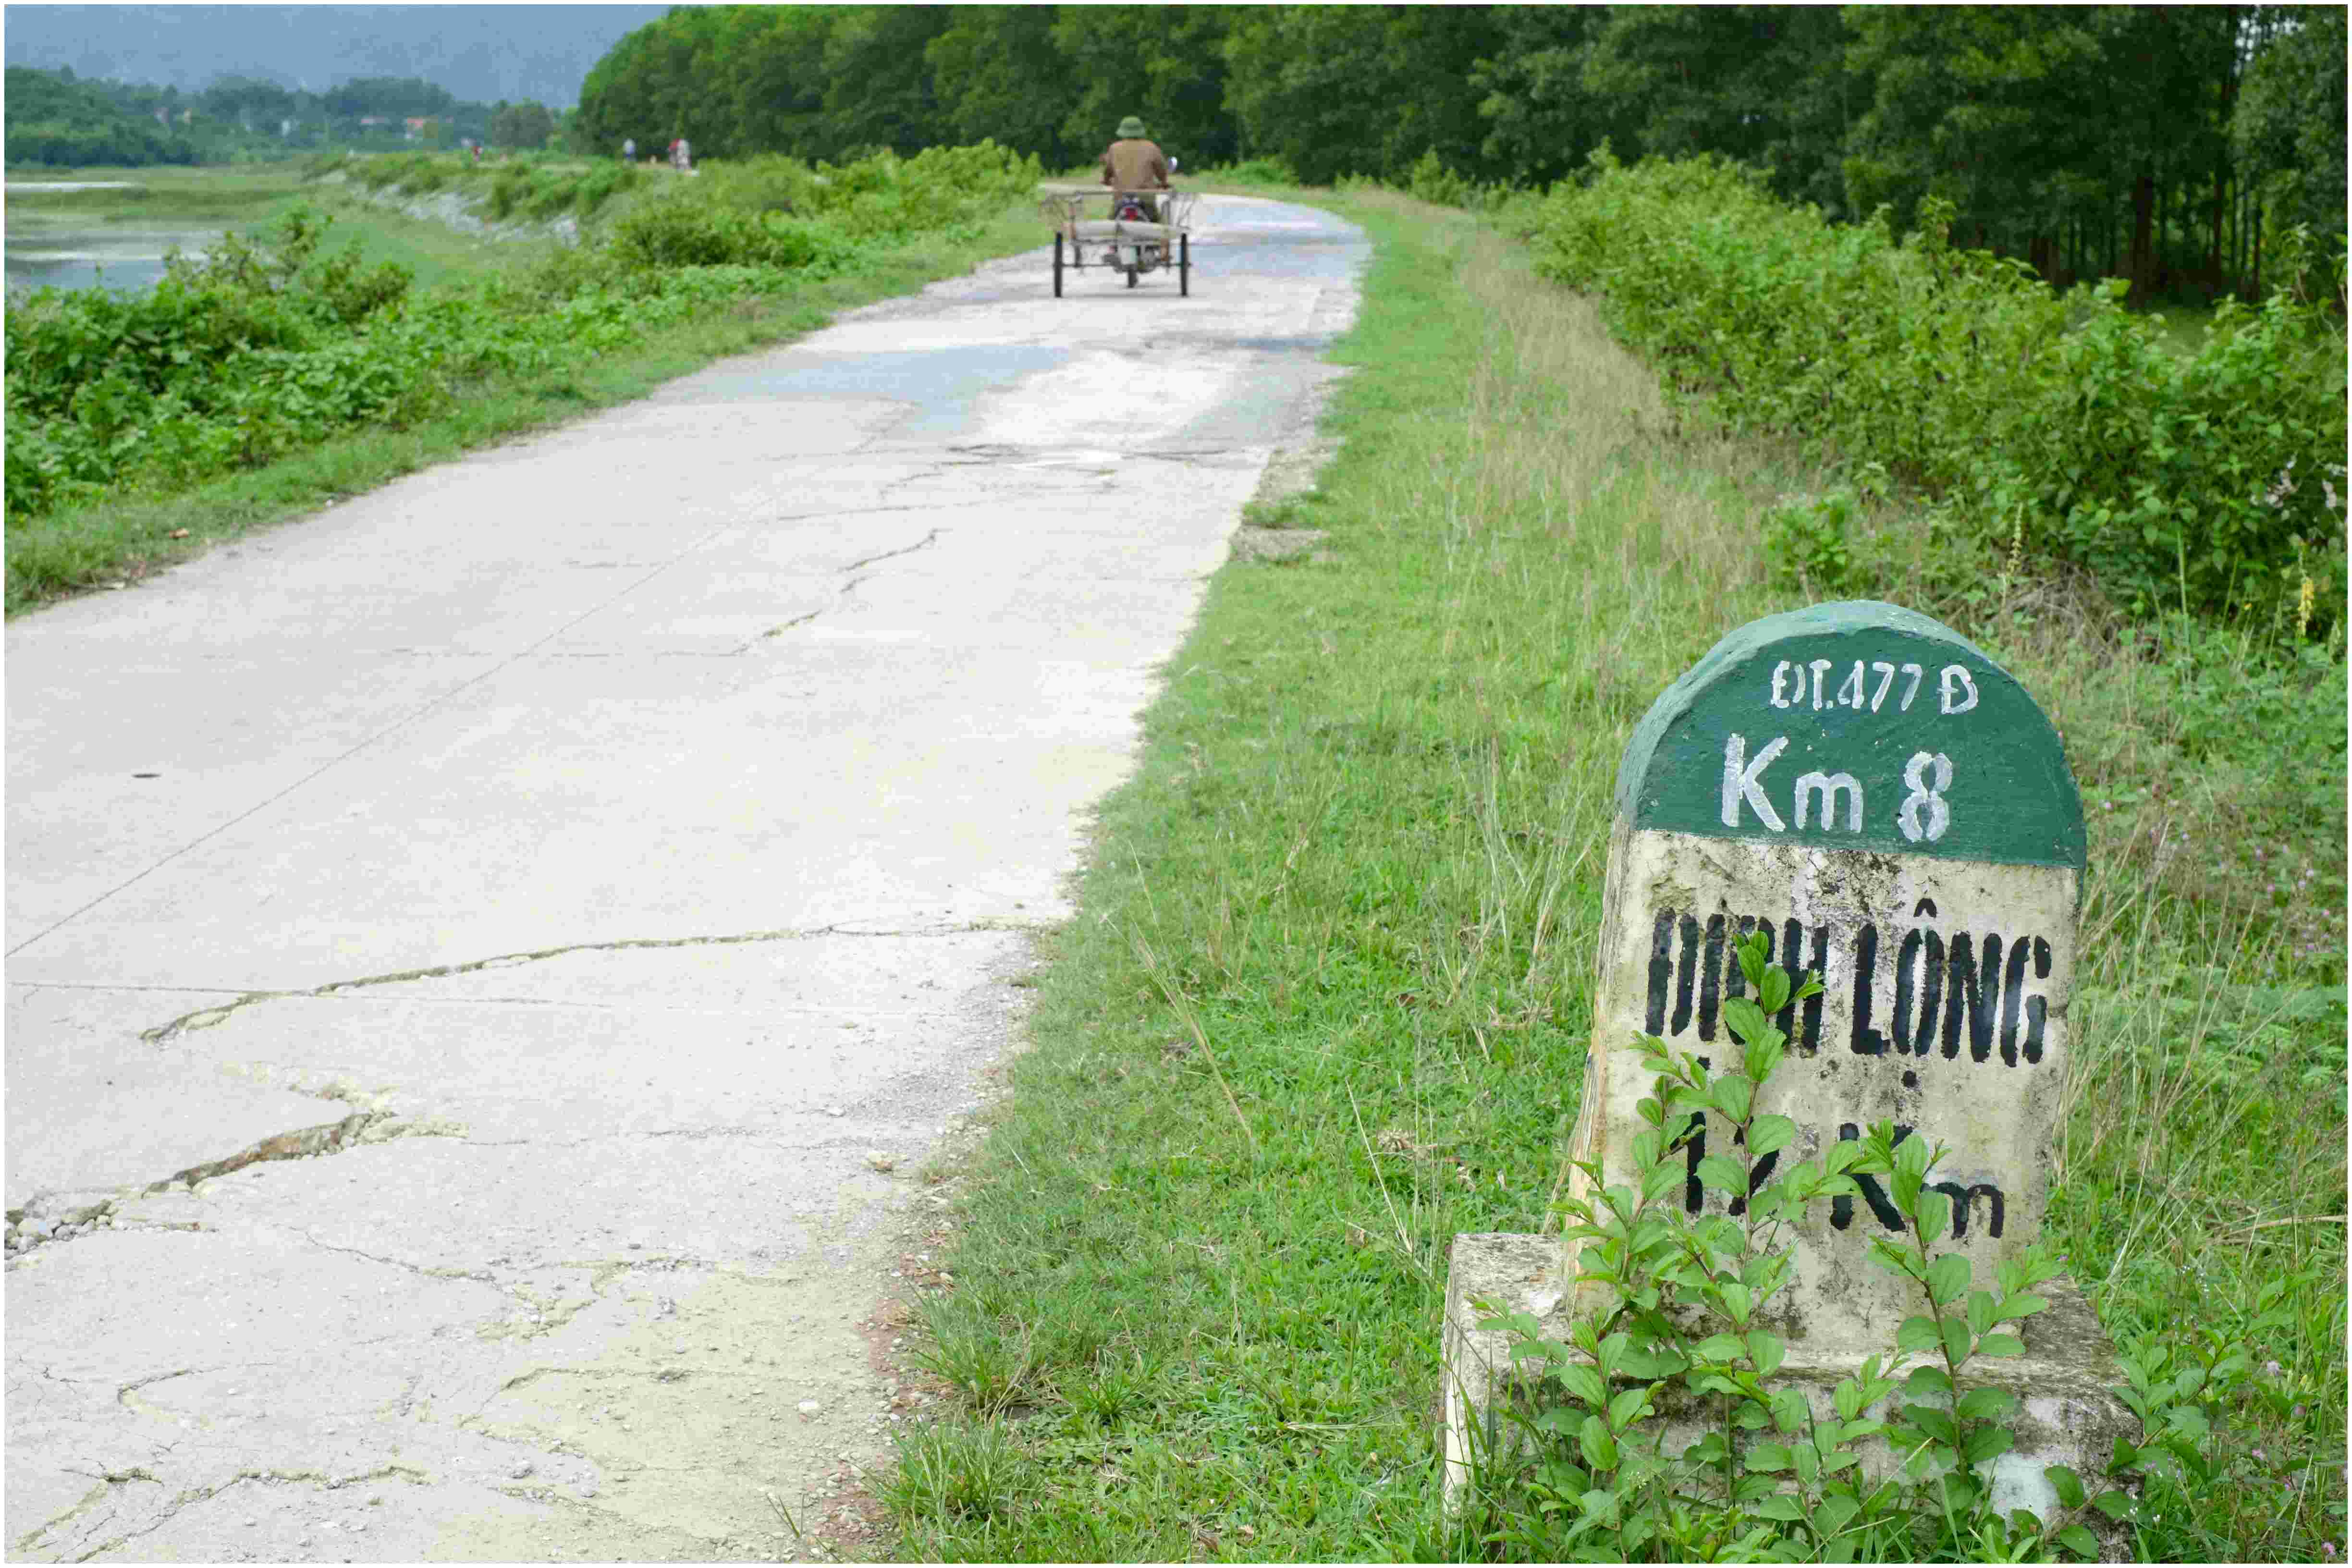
[1615,601,2084,868]
[1116,116,1147,139]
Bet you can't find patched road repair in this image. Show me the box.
[5,194,1365,1561]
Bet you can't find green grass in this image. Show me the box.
[2137,297,2223,356]
[878,188,2346,1561]
[1,162,306,223]
[5,172,1053,617]
[302,184,529,292]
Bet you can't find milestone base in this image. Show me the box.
[1440,1232,2135,1538]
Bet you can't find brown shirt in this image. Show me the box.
[1100,138,1169,191]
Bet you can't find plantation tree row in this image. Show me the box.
[3,63,566,164]
[577,3,2345,300]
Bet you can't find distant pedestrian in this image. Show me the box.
[624,136,636,163]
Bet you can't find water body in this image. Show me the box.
[3,231,220,295]
[4,184,213,296]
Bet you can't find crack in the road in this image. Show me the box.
[9,1470,159,1559]
[19,1462,429,1561]
[295,1234,501,1292]
[118,1368,215,1419]
[8,1111,475,1259]
[136,916,1038,1047]
[838,527,945,576]
[754,526,944,643]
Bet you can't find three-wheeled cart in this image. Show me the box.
[1038,184,1197,297]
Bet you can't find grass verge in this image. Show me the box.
[880,188,2345,1561]
[6,181,1050,617]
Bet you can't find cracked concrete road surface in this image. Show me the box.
[4,195,1365,1562]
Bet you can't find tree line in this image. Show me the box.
[576,4,2345,301]
[4,64,565,166]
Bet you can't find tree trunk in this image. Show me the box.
[2220,8,2242,294]
[2207,169,2225,297]
[2129,172,2152,293]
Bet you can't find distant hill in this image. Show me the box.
[3,5,667,107]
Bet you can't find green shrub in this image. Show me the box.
[1763,489,1865,596]
[1205,156,1300,186]
[392,155,450,196]
[568,161,641,219]
[602,198,863,275]
[344,155,404,191]
[1519,154,2348,635]
[485,166,531,220]
[3,143,1043,529]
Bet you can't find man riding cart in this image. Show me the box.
[1100,114,1170,232]
[1040,116,1192,296]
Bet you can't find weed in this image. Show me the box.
[1763,489,1865,596]
[910,1297,1037,1417]
[881,1421,1024,1526]
[1470,934,2097,1561]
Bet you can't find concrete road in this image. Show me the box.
[4,195,1365,1562]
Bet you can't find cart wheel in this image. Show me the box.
[1179,233,1190,297]
[1053,233,1064,298]
[1126,263,1138,289]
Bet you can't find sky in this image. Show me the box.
[3,4,672,106]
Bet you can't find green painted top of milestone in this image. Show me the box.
[1616,601,2085,868]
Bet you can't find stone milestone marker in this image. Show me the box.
[1443,600,2132,1517]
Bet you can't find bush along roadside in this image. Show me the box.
[1467,933,2288,1563]
[1502,153,2348,637]
[3,141,1044,611]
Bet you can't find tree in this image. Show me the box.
[197,74,294,133]
[2234,4,2348,252]
[2,64,191,167]
[1470,7,1629,189]
[321,76,456,121]
[1844,9,2119,263]
[1583,3,1849,208]
[490,100,554,150]
[819,8,953,156]
[723,7,841,158]
[926,6,1072,167]
[576,9,735,156]
[1052,8,1238,169]
[1223,6,1503,183]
